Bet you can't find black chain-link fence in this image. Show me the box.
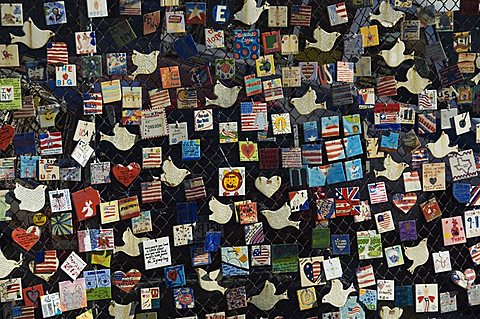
[2,0,480,318]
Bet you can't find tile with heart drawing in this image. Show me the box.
[164,265,186,288]
[422,162,446,192]
[331,234,350,255]
[299,256,325,287]
[23,284,44,308]
[250,244,271,267]
[239,141,258,161]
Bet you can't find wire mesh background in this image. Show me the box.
[1,0,480,318]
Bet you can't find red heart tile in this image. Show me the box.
[241,143,255,159]
[112,269,142,293]
[12,226,41,251]
[112,162,141,187]
[0,125,15,151]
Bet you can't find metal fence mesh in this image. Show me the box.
[1,0,480,318]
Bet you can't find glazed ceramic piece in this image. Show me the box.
[248,280,288,311]
[392,193,417,214]
[114,228,149,257]
[321,279,356,307]
[0,190,11,221]
[108,301,138,319]
[196,268,226,294]
[208,197,233,224]
[233,0,270,25]
[255,176,281,198]
[14,183,47,212]
[28,251,59,281]
[10,18,55,49]
[305,26,341,52]
[112,163,141,188]
[205,81,242,108]
[369,0,405,28]
[380,306,403,319]
[425,131,459,158]
[290,87,327,115]
[451,269,476,289]
[160,156,190,187]
[396,66,432,94]
[0,247,22,279]
[112,269,142,293]
[378,39,414,67]
[471,72,480,85]
[260,203,300,230]
[99,124,137,151]
[404,238,429,274]
[374,154,408,181]
[131,50,159,78]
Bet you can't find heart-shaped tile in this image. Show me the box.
[335,239,347,251]
[0,125,15,151]
[303,261,322,283]
[255,176,282,198]
[252,247,269,264]
[28,250,59,281]
[452,269,476,289]
[241,143,255,159]
[26,290,40,305]
[112,163,141,187]
[112,269,142,293]
[167,268,178,282]
[12,226,41,251]
[392,193,417,214]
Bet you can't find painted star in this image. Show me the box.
[188,5,203,22]
[307,135,317,142]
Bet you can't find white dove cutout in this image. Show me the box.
[255,176,281,198]
[404,238,429,274]
[0,190,11,221]
[380,306,404,319]
[10,18,55,49]
[471,72,480,85]
[426,131,459,158]
[378,39,414,67]
[160,156,190,187]
[196,268,226,294]
[0,247,22,279]
[205,81,242,108]
[248,280,288,311]
[14,183,47,212]
[114,228,149,257]
[305,26,341,52]
[369,0,405,28]
[321,279,356,307]
[290,87,327,115]
[208,197,233,224]
[260,203,300,230]
[99,123,137,151]
[396,66,432,94]
[233,0,270,25]
[131,50,159,78]
[374,154,408,181]
[109,301,138,319]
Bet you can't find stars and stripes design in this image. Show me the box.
[329,2,348,25]
[39,132,63,156]
[290,5,312,26]
[368,182,388,204]
[34,250,58,274]
[251,245,270,264]
[12,306,35,319]
[245,223,264,245]
[191,247,210,266]
[14,96,36,119]
[119,0,141,15]
[348,306,362,315]
[240,102,268,131]
[419,91,434,110]
[302,144,322,165]
[83,92,103,115]
[281,147,302,168]
[377,75,397,97]
[322,117,340,138]
[374,103,400,131]
[141,181,162,203]
[47,42,68,65]
[467,186,480,206]
[411,149,428,170]
[101,201,119,223]
[336,61,354,82]
[331,83,353,106]
[376,211,393,232]
[417,112,436,134]
[356,265,376,288]
[184,177,206,201]
[142,147,162,168]
[334,187,360,217]
[299,62,318,81]
[324,139,346,162]
[149,89,171,109]
[263,79,284,101]
[440,63,464,87]
[469,243,480,265]
[392,193,416,212]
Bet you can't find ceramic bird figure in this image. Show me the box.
[396,66,432,94]
[99,123,137,151]
[108,301,138,319]
[0,247,22,279]
[305,26,341,52]
[248,280,288,311]
[374,154,408,181]
[160,156,190,187]
[196,268,227,294]
[114,228,149,257]
[234,0,270,25]
[290,87,327,115]
[321,279,356,307]
[260,203,300,230]
[205,81,242,108]
[131,50,159,78]
[0,190,11,221]
[380,306,404,319]
[255,176,281,198]
[404,238,429,274]
[14,183,47,212]
[10,18,55,49]
[471,72,480,85]
[426,131,458,158]
[369,0,405,28]
[208,197,233,224]
[378,39,414,67]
